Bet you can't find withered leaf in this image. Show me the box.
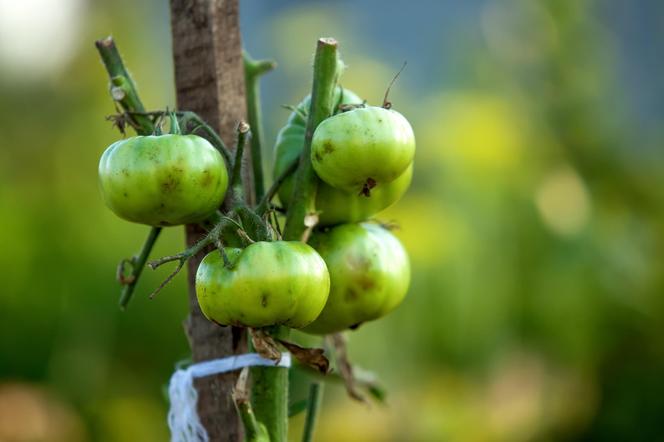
[276,338,329,374]
[330,333,367,403]
[250,328,282,363]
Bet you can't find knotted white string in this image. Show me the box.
[168,352,291,442]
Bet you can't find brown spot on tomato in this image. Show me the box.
[322,141,334,154]
[314,151,323,162]
[161,176,179,192]
[345,288,359,301]
[357,276,375,291]
[200,170,212,187]
[261,293,269,307]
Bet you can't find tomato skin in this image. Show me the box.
[99,134,228,226]
[273,89,412,226]
[310,107,415,194]
[302,223,410,335]
[195,241,330,328]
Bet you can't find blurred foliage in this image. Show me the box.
[0,0,663,441]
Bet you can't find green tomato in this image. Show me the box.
[302,222,410,335]
[273,89,412,226]
[195,241,330,328]
[99,134,228,226]
[311,107,415,195]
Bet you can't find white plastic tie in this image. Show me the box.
[167,352,291,442]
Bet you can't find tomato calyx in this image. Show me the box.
[359,177,377,197]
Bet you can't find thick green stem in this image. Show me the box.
[283,38,341,241]
[118,226,162,309]
[231,121,250,203]
[244,52,276,202]
[251,326,290,442]
[251,38,341,442]
[95,37,153,134]
[302,382,324,442]
[234,368,270,442]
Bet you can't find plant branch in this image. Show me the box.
[233,368,270,442]
[293,363,387,404]
[244,51,276,202]
[302,382,323,442]
[147,219,228,297]
[255,159,298,216]
[283,38,341,241]
[118,227,162,309]
[231,121,251,200]
[95,37,153,135]
[122,110,233,166]
[179,111,233,166]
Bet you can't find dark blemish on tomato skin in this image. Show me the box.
[357,276,375,291]
[345,288,359,301]
[349,322,363,330]
[322,141,334,154]
[261,293,269,307]
[200,170,212,187]
[161,176,179,192]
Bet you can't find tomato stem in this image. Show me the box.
[231,121,250,203]
[253,37,343,442]
[118,226,162,309]
[282,38,342,242]
[255,158,298,216]
[233,368,269,442]
[169,111,181,135]
[95,37,154,135]
[244,51,276,203]
[302,382,324,442]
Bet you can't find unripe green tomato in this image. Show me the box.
[195,241,330,328]
[273,89,412,226]
[99,134,228,226]
[302,222,410,335]
[311,107,415,194]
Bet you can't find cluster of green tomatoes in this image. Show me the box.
[98,86,415,335]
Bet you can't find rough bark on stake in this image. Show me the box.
[169,0,249,440]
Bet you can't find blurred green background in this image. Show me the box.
[1,0,663,440]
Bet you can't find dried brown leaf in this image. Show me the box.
[250,329,282,363]
[276,338,329,375]
[330,333,367,403]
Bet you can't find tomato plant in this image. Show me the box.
[303,222,410,335]
[97,36,415,441]
[98,134,228,226]
[310,106,415,196]
[274,89,413,225]
[195,241,330,328]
